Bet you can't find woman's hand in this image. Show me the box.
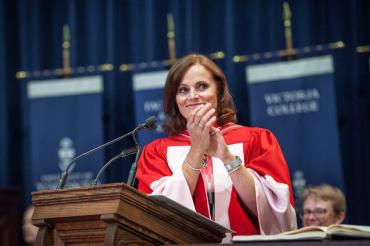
[186,102,234,163]
[182,103,216,195]
[206,128,235,164]
[186,103,216,156]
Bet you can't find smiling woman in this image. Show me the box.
[301,184,346,227]
[136,54,297,236]
[175,65,218,121]
[162,54,236,135]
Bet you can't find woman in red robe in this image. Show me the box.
[136,54,297,235]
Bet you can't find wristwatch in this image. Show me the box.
[224,155,242,173]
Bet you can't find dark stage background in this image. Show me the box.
[0,0,369,236]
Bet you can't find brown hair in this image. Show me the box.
[163,54,236,135]
[302,184,346,214]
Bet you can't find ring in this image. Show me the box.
[198,124,204,128]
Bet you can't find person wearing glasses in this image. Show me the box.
[136,54,297,235]
[301,184,346,227]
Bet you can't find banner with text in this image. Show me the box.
[132,71,168,145]
[26,76,104,195]
[246,55,343,199]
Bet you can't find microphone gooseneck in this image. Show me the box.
[56,116,157,189]
[92,146,138,185]
[126,133,142,187]
[55,129,136,189]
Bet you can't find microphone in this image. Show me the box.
[92,146,138,185]
[138,115,157,131]
[56,116,157,189]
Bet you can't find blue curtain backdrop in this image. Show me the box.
[132,70,168,145]
[26,76,105,197]
[246,55,344,212]
[0,0,369,226]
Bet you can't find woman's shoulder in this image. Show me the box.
[144,136,169,148]
[144,133,190,149]
[221,123,276,143]
[222,123,273,135]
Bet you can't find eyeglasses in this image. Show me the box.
[300,208,329,219]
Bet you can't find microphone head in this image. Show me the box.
[143,116,157,130]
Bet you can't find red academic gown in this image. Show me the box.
[136,123,296,235]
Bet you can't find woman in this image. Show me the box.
[136,54,297,235]
[301,184,346,227]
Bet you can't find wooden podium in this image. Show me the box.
[32,183,230,245]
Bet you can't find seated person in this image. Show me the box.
[301,184,346,227]
[22,206,38,245]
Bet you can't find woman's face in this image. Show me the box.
[302,196,344,227]
[175,64,218,120]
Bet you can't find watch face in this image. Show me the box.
[226,156,242,171]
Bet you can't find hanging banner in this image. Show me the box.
[132,70,168,145]
[26,76,104,194]
[246,55,344,197]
